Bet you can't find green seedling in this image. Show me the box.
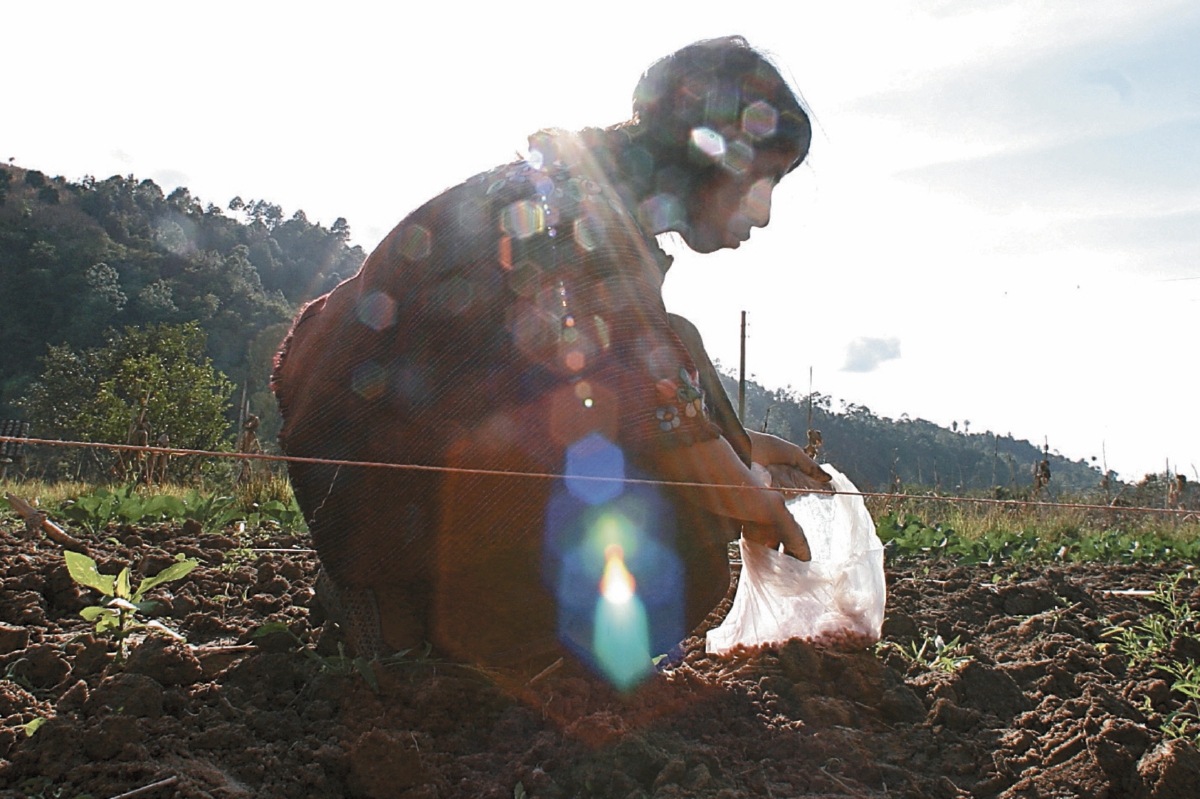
[1103,571,1199,664]
[64,550,198,660]
[1152,660,1200,745]
[903,633,971,673]
[250,622,451,690]
[250,622,381,691]
[220,546,256,573]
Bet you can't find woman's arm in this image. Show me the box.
[646,437,811,560]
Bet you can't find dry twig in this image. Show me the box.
[526,657,564,687]
[104,775,179,799]
[5,492,86,550]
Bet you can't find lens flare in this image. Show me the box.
[741,100,779,139]
[739,178,774,227]
[592,545,652,690]
[565,433,624,506]
[545,477,684,692]
[396,224,432,261]
[355,291,396,332]
[637,194,685,235]
[351,360,387,400]
[690,127,726,161]
[722,139,755,176]
[501,200,545,239]
[600,545,635,603]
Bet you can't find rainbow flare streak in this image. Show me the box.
[592,545,652,690]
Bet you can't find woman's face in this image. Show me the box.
[681,147,801,254]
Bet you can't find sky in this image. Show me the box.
[4,0,1198,482]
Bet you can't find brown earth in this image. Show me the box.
[1,513,1199,799]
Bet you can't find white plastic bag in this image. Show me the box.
[706,466,886,655]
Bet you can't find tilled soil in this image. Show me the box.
[1,515,1199,799]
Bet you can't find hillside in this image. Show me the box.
[0,165,366,444]
[1,161,1109,493]
[723,373,1107,494]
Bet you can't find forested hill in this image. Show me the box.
[722,374,1106,494]
[0,165,366,431]
[1,162,1104,493]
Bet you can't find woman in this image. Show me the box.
[273,36,830,681]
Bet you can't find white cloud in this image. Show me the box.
[842,338,902,373]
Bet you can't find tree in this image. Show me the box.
[21,323,235,461]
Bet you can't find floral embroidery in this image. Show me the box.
[653,367,706,432]
[675,367,705,418]
[656,405,682,431]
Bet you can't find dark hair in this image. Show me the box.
[631,36,811,174]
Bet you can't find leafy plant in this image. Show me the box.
[179,487,239,529]
[20,323,236,478]
[54,482,305,536]
[250,622,381,691]
[1103,571,1199,664]
[1151,660,1200,745]
[59,484,187,533]
[249,622,449,690]
[876,510,1200,566]
[898,633,971,673]
[64,550,198,659]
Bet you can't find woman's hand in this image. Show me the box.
[747,431,833,496]
[647,437,811,559]
[742,491,811,561]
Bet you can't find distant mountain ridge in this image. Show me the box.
[720,372,1107,494]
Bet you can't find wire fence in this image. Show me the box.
[2,434,1193,518]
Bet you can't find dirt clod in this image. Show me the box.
[348,729,428,798]
[125,637,203,685]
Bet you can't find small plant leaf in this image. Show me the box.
[64,551,115,596]
[79,606,108,621]
[251,622,293,639]
[133,558,198,601]
[354,657,381,694]
[115,568,132,600]
[23,717,46,737]
[95,612,120,634]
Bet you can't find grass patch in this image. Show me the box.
[869,495,1200,564]
[1,471,305,535]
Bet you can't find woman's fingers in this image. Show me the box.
[766,464,834,494]
[741,514,812,562]
[780,515,811,561]
[792,449,833,482]
[741,520,779,550]
[752,432,832,483]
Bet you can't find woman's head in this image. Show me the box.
[633,36,810,165]
[626,36,811,252]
